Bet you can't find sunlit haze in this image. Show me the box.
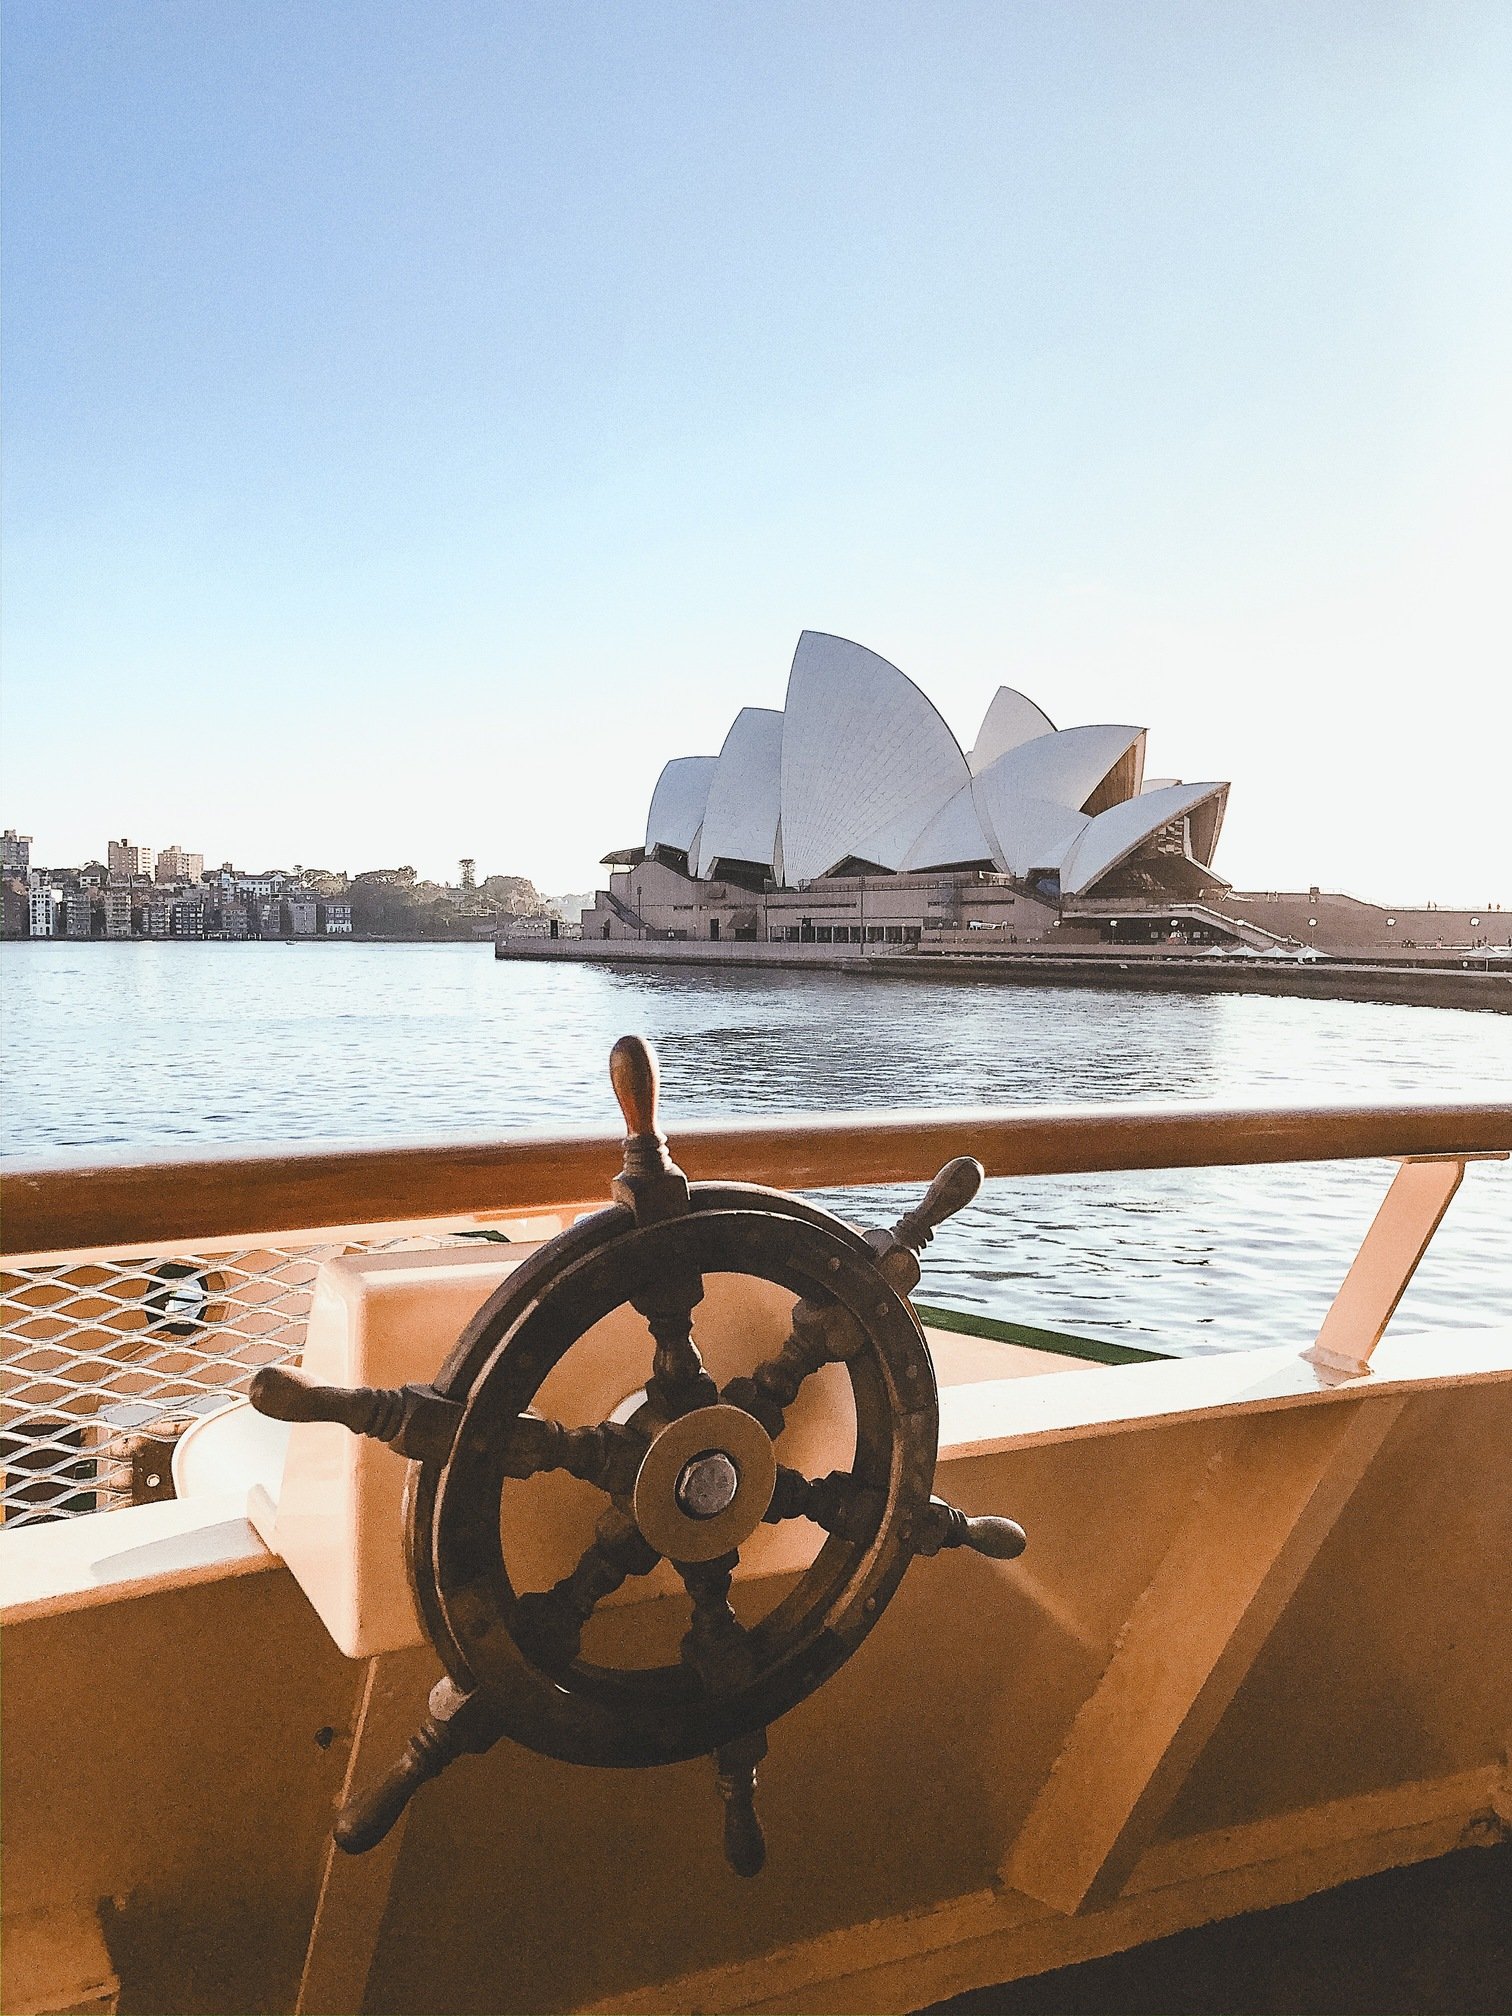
[3,1,1508,902]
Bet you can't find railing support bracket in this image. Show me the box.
[1304,1153,1508,1386]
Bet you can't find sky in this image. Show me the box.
[2,0,1509,904]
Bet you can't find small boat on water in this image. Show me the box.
[2,1040,1509,2016]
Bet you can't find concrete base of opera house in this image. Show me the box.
[495,933,1512,1014]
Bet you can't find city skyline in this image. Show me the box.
[3,3,1509,902]
[3,826,574,897]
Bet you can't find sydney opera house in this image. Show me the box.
[587,631,1232,948]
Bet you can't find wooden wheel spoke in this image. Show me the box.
[764,1464,883,1543]
[640,1295,718,1417]
[722,1294,864,1435]
[678,1552,756,1693]
[502,1413,643,1495]
[514,1509,660,1666]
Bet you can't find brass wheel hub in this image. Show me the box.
[631,1402,777,1562]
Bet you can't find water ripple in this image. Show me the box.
[3,943,1508,1356]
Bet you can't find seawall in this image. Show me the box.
[496,937,1512,1013]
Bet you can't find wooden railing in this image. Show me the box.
[4,1098,1510,1260]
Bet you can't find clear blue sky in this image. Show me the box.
[3,1,1508,901]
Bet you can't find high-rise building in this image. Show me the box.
[1,829,31,876]
[63,890,93,939]
[156,845,204,885]
[108,838,154,882]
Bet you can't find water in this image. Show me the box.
[4,940,1509,1356]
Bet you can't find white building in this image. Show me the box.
[28,879,62,937]
[626,631,1228,904]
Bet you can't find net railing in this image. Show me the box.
[0,1230,514,1527]
[7,1102,1508,1530]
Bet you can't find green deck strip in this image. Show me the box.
[912,1300,1169,1365]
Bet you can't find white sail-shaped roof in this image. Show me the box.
[1187,786,1227,866]
[629,634,1227,894]
[692,708,783,877]
[644,755,717,856]
[778,631,971,882]
[1060,781,1229,897]
[899,781,995,872]
[967,724,1145,877]
[974,723,1145,814]
[971,787,1090,879]
[968,687,1057,774]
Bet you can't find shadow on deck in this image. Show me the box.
[924,1845,1512,2015]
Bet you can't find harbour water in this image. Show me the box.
[4,940,1509,1356]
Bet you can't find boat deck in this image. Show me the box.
[929,1843,1512,2015]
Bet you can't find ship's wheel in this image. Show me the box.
[252,1036,1025,1875]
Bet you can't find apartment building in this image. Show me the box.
[28,880,61,937]
[155,845,205,885]
[108,838,155,881]
[104,887,133,939]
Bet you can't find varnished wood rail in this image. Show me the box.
[2,1099,1509,1260]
